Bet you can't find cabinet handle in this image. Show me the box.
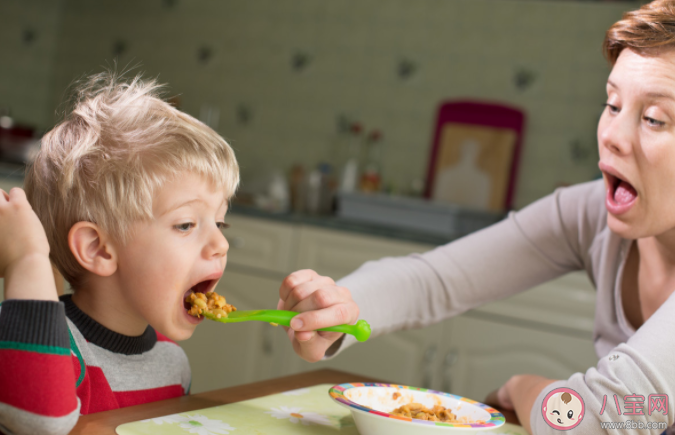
[421,345,437,389]
[229,236,245,248]
[442,349,459,393]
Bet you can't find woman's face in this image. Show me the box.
[598,48,675,240]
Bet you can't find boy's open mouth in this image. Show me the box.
[183,279,217,311]
[606,172,637,206]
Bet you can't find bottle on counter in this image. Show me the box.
[306,163,336,216]
[339,122,364,193]
[359,129,383,193]
[289,164,306,214]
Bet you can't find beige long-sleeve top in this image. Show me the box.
[335,179,674,434]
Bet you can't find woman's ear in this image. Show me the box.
[68,222,117,277]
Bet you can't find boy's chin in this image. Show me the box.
[155,323,197,342]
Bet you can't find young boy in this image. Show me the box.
[0,71,361,435]
[0,72,241,434]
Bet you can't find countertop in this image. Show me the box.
[229,203,460,246]
[0,162,471,246]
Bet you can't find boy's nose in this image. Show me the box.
[205,225,229,258]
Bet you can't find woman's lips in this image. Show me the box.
[605,177,638,215]
[600,162,638,216]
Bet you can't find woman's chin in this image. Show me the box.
[607,213,642,239]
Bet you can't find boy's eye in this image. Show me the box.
[217,222,230,230]
[174,222,195,232]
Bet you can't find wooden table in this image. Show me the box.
[70,369,520,434]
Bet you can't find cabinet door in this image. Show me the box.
[224,215,297,276]
[296,225,433,279]
[438,315,598,402]
[179,269,284,393]
[473,271,596,335]
[283,322,446,389]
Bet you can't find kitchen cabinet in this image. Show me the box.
[181,213,598,402]
[437,315,598,402]
[295,225,432,280]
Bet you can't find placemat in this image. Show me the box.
[116,384,528,435]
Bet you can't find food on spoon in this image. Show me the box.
[390,403,459,422]
[185,290,236,319]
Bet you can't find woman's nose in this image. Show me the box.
[599,112,634,156]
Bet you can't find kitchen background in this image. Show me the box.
[0,0,644,396]
[1,0,639,209]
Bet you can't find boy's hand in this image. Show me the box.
[0,188,56,301]
[277,269,359,362]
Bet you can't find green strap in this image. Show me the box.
[68,328,86,388]
[0,301,85,386]
[0,341,70,355]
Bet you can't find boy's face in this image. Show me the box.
[114,172,229,341]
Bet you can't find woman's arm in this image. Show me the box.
[334,180,606,354]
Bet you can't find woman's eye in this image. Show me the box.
[604,103,619,114]
[567,409,574,419]
[644,116,665,127]
[174,222,195,232]
[217,222,230,230]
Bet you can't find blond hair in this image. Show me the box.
[24,71,239,289]
[604,0,675,65]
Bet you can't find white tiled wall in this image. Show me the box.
[0,0,65,130]
[2,0,639,208]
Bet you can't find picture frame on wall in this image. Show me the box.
[424,101,526,212]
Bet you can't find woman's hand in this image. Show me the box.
[485,374,557,434]
[485,381,515,411]
[277,269,359,362]
[0,187,57,301]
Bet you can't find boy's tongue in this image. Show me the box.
[614,180,637,204]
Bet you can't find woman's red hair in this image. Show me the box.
[604,0,675,65]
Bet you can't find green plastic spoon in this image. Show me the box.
[202,310,371,342]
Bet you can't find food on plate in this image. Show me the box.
[185,290,236,318]
[392,392,401,400]
[390,403,459,422]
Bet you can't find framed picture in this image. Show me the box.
[424,101,525,212]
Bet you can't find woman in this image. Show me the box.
[278,1,675,433]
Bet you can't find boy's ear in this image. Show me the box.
[68,222,117,277]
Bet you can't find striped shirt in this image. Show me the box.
[0,295,191,435]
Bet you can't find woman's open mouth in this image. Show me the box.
[604,171,638,216]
